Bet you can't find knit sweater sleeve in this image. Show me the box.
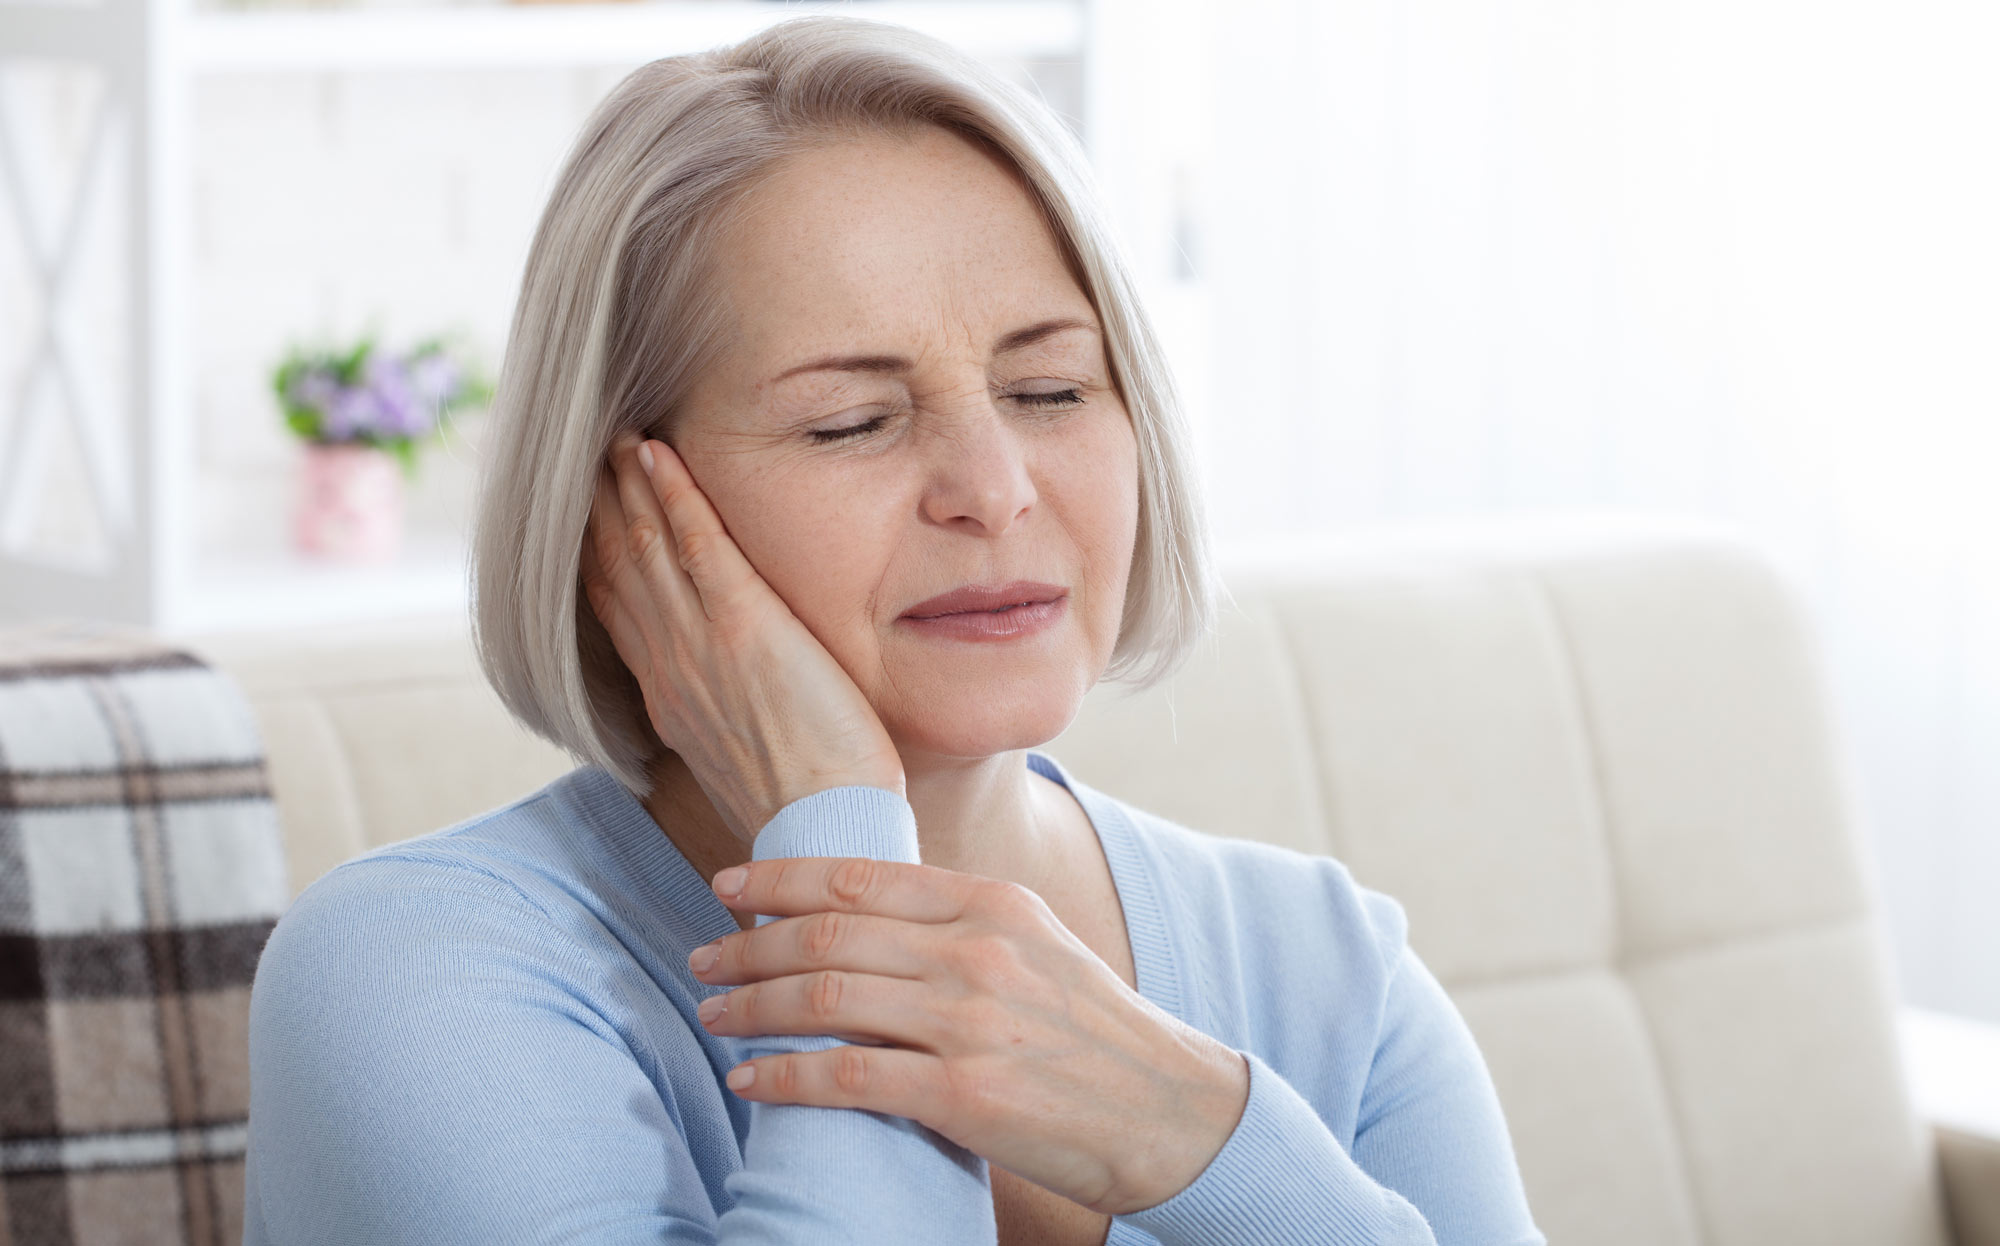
[242,785,996,1245]
[244,854,725,1244]
[1115,915,1546,1245]
[716,784,998,1243]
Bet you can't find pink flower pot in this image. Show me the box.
[295,443,404,564]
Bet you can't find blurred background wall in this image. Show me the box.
[1156,0,2000,1026]
[1,0,1994,1023]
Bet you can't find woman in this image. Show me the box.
[243,16,1545,1246]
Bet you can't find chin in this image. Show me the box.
[883,687,1089,762]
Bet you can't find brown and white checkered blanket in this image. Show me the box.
[0,621,288,1245]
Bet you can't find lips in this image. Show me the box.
[901,580,1068,620]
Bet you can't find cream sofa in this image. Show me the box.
[185,520,1999,1245]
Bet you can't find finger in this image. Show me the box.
[610,435,703,631]
[699,970,952,1052]
[590,457,655,621]
[638,438,766,622]
[713,857,991,925]
[691,909,935,987]
[583,467,659,679]
[724,1043,957,1134]
[582,473,641,641]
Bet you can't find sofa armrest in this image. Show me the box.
[1936,1125,2000,1246]
[1899,1007,2000,1246]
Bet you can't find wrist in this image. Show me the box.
[1110,1030,1251,1215]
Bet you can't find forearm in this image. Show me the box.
[713,785,998,1244]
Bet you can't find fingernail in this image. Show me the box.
[697,994,725,1022]
[638,440,656,474]
[726,1064,756,1090]
[712,866,748,898]
[688,942,720,974]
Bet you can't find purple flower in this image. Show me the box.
[365,354,431,438]
[324,385,378,441]
[279,340,474,450]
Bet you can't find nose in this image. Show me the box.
[918,405,1038,536]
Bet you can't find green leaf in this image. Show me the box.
[336,332,374,385]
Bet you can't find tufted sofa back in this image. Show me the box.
[184,520,1953,1245]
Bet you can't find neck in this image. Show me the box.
[642,746,1065,902]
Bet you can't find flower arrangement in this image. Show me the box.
[271,330,493,479]
[269,328,493,562]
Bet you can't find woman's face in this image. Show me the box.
[668,124,1140,762]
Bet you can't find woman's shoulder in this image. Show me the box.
[276,762,666,938]
[249,768,700,1097]
[274,773,577,931]
[257,801,581,1007]
[242,777,722,1243]
[255,765,665,1016]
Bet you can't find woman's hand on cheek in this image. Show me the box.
[685,857,1254,1217]
[580,432,906,846]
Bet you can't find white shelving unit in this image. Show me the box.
[184,2,1083,71]
[0,0,1094,636]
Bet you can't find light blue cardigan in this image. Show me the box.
[243,750,1545,1244]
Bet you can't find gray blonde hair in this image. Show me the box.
[470,14,1215,799]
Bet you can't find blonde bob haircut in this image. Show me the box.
[470,14,1216,800]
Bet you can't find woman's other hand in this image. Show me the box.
[684,856,1253,1216]
[581,432,907,846]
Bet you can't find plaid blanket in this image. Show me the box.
[0,621,288,1245]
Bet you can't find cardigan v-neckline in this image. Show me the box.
[552,757,1207,1244]
[574,750,1190,1035]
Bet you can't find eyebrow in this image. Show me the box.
[765,317,1100,387]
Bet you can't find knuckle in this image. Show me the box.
[984,880,1046,923]
[943,1058,1005,1123]
[771,1056,801,1099]
[954,933,1024,992]
[674,528,713,578]
[829,858,881,909]
[762,860,802,905]
[625,516,664,564]
[807,970,845,1023]
[832,1045,871,1096]
[803,911,844,965]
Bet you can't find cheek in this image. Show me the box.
[1069,411,1142,586]
[704,465,890,640]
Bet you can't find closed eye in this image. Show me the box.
[807,388,1086,445]
[809,415,887,444]
[1015,387,1085,408]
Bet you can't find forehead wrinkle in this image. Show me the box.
[716,132,1091,409]
[751,172,1052,317]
